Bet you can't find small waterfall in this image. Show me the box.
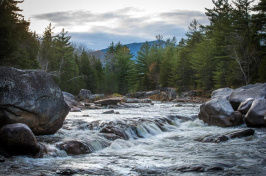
[87,139,109,152]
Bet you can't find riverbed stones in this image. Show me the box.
[0,67,70,135]
[199,97,243,127]
[78,89,91,100]
[94,98,122,106]
[244,99,266,127]
[0,123,40,155]
[228,83,266,110]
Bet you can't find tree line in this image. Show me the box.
[0,0,265,96]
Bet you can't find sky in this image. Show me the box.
[19,0,259,50]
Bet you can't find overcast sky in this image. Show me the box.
[19,0,259,50]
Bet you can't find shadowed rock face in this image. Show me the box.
[245,99,266,127]
[0,123,40,155]
[0,67,70,135]
[199,97,243,127]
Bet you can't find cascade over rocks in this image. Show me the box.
[0,67,70,135]
[57,140,90,155]
[0,123,40,155]
[199,83,266,127]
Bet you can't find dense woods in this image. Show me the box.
[0,0,265,95]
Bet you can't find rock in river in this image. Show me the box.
[57,140,90,155]
[0,123,40,155]
[0,67,70,135]
[195,129,255,143]
[94,98,122,106]
[228,83,266,110]
[78,89,91,100]
[244,99,266,127]
[199,97,243,127]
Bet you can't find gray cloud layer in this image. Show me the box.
[33,8,208,49]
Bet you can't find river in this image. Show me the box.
[0,102,265,175]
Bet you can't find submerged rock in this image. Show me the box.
[244,99,266,127]
[102,110,115,114]
[0,67,70,135]
[57,140,90,155]
[229,83,266,110]
[199,97,243,127]
[100,126,128,140]
[0,123,40,155]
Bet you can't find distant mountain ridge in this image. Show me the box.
[89,40,163,64]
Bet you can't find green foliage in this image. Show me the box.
[1,0,265,96]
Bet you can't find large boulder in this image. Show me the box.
[229,83,266,110]
[163,87,176,100]
[0,123,40,155]
[211,87,233,99]
[78,89,91,99]
[0,67,70,135]
[199,97,243,127]
[244,99,266,127]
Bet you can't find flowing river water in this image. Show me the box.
[0,102,266,175]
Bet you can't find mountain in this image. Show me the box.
[89,40,163,65]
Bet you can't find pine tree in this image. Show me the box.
[135,41,153,90]
[0,0,38,68]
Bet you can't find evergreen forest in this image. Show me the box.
[0,0,265,95]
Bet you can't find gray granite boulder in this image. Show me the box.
[244,99,266,127]
[199,97,243,127]
[63,92,80,107]
[78,89,91,99]
[0,67,70,135]
[211,87,233,99]
[229,83,266,110]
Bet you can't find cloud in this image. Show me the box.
[34,8,209,49]
[33,7,140,26]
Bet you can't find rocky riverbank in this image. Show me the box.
[0,67,265,175]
